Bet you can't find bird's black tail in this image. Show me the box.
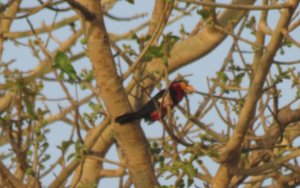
[115,112,140,124]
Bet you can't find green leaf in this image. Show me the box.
[54,51,78,82]
[57,140,74,153]
[24,96,37,119]
[182,163,197,178]
[276,64,283,74]
[158,155,165,162]
[40,164,45,170]
[126,0,134,4]
[27,150,33,156]
[163,59,169,67]
[197,9,210,19]
[54,51,68,67]
[296,89,300,99]
[42,142,49,149]
[80,69,94,83]
[88,101,102,112]
[41,154,51,162]
[67,153,76,161]
[25,167,33,175]
[207,148,220,159]
[217,71,228,82]
[85,70,94,82]
[161,33,180,57]
[234,73,245,85]
[246,16,256,28]
[142,46,163,62]
[162,33,180,48]
[80,38,87,44]
[75,140,86,154]
[179,24,187,36]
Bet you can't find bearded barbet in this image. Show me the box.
[115,79,195,124]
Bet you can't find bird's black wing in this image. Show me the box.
[151,89,166,102]
[137,89,166,120]
[115,89,166,124]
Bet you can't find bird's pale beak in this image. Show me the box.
[184,85,195,94]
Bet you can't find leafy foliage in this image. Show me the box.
[54,51,78,82]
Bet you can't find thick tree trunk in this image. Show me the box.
[71,1,158,187]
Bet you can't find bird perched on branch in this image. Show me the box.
[115,79,195,124]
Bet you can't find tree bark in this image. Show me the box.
[71,1,158,187]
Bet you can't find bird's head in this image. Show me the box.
[172,79,195,94]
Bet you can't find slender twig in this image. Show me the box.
[194,90,239,101]
[105,12,147,21]
[182,0,292,10]
[273,59,300,65]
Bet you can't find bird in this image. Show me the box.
[115,79,195,124]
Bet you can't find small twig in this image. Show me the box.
[109,39,134,66]
[273,59,300,65]
[37,0,71,12]
[194,90,240,101]
[177,105,227,143]
[241,144,288,153]
[181,0,292,10]
[288,17,300,32]
[266,105,284,143]
[75,102,84,144]
[105,12,147,21]
[214,24,263,48]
